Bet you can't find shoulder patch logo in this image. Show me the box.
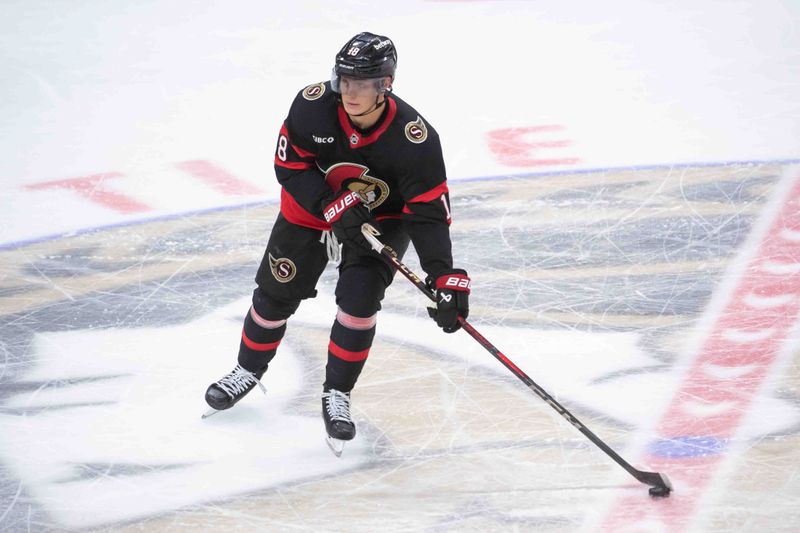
[302,83,326,101]
[404,116,428,144]
[268,253,297,283]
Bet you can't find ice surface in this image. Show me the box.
[2,164,799,531]
[1,1,800,531]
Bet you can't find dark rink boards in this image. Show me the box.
[1,163,798,531]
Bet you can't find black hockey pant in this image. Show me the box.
[237,213,409,392]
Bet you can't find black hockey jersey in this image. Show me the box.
[273,81,454,276]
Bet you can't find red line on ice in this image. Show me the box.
[598,173,800,530]
[175,160,263,195]
[25,172,151,213]
[486,125,580,168]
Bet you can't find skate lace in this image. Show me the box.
[217,365,266,398]
[322,390,352,423]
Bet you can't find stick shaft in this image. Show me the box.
[360,224,671,490]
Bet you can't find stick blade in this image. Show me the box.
[637,470,673,497]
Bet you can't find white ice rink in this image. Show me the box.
[1,1,800,531]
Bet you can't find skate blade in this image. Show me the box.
[201,407,220,419]
[326,436,346,457]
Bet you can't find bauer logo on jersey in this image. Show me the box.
[404,116,428,144]
[302,82,326,101]
[268,253,297,283]
[324,163,389,210]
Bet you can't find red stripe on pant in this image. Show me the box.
[241,329,281,351]
[328,340,370,362]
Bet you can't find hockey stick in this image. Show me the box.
[360,223,672,497]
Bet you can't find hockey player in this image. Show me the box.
[204,32,471,456]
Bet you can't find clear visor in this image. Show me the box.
[331,70,390,95]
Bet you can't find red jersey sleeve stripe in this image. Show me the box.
[292,142,315,159]
[406,182,449,204]
[400,206,452,226]
[275,157,313,170]
[279,123,316,159]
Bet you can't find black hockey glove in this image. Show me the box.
[427,269,471,333]
[322,190,380,251]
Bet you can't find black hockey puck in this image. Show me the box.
[649,485,671,498]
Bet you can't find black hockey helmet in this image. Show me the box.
[332,32,397,92]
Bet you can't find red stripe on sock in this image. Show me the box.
[328,340,370,362]
[241,329,281,351]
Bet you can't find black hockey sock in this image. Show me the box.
[324,319,376,393]
[237,307,286,373]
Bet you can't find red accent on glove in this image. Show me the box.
[436,273,471,293]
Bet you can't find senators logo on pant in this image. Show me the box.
[269,253,297,283]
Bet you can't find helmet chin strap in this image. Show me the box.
[350,93,386,117]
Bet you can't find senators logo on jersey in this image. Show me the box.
[404,116,428,144]
[302,83,326,101]
[323,163,389,210]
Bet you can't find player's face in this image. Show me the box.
[339,76,387,114]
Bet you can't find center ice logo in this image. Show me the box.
[2,164,798,530]
[1,292,663,529]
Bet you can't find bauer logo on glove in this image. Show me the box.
[443,275,471,290]
[321,190,381,251]
[323,190,362,223]
[427,269,470,333]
